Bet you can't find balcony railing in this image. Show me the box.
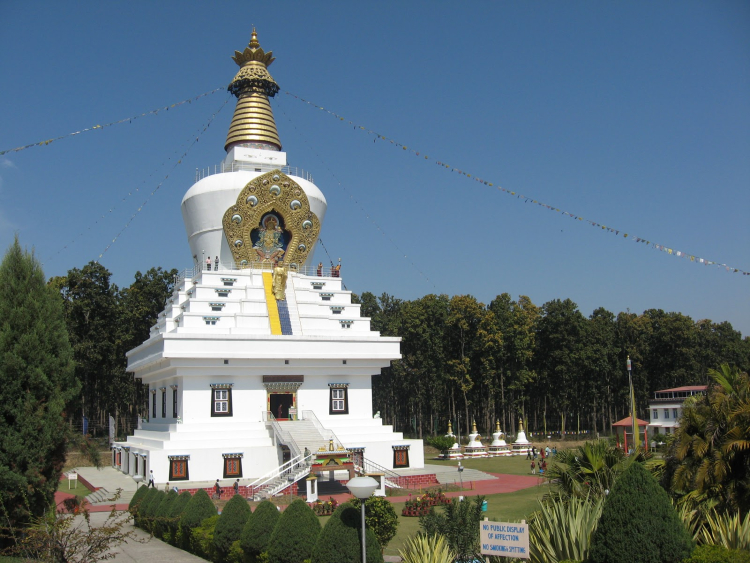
[195,161,314,183]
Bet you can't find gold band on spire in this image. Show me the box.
[225,30,281,152]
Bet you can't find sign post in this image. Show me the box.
[480,518,529,560]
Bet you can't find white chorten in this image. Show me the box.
[113,30,423,491]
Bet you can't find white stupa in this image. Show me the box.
[511,419,533,456]
[441,421,463,460]
[488,420,511,457]
[463,419,488,458]
[112,30,423,491]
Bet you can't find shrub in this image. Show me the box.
[142,490,166,532]
[588,462,693,563]
[683,544,750,563]
[420,496,485,562]
[348,496,399,550]
[398,534,456,563]
[214,494,252,560]
[427,435,456,452]
[700,509,750,551]
[311,504,382,563]
[240,499,279,561]
[266,499,321,563]
[128,485,150,517]
[153,489,178,539]
[528,496,604,563]
[167,491,192,545]
[134,487,158,528]
[179,488,218,552]
[190,514,219,560]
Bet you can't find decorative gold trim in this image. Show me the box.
[222,169,320,268]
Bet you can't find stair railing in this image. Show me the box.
[299,410,345,449]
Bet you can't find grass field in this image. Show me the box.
[58,477,93,498]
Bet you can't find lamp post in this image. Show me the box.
[346,476,378,563]
[627,355,639,450]
[458,461,464,491]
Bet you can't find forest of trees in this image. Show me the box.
[355,292,750,441]
[49,262,178,438]
[45,261,749,443]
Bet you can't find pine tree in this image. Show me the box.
[179,488,217,551]
[0,237,79,540]
[589,462,693,563]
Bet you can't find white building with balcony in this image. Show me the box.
[648,385,707,437]
[112,30,423,492]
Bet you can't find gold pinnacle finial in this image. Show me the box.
[471,419,477,433]
[495,419,501,432]
[225,29,281,152]
[447,420,453,433]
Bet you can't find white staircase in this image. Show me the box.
[277,419,328,455]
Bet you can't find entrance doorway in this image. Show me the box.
[269,393,295,420]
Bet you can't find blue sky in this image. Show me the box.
[1,1,748,336]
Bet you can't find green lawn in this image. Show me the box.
[426,453,546,476]
[58,478,92,498]
[382,483,550,557]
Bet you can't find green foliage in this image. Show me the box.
[134,487,159,529]
[588,462,693,563]
[427,436,456,452]
[0,238,79,538]
[128,484,149,516]
[311,504,382,563]
[398,534,456,563]
[266,499,321,563]
[214,494,252,560]
[419,496,485,562]
[240,499,279,561]
[528,496,604,563]
[699,509,750,551]
[142,489,165,532]
[683,544,750,563]
[167,491,192,545]
[179,489,217,551]
[545,439,650,501]
[153,489,178,539]
[348,496,399,550]
[665,364,750,514]
[190,514,218,560]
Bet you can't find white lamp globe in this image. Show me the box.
[346,476,379,499]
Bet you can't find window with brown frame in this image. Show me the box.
[393,447,410,468]
[329,386,348,415]
[169,459,189,481]
[223,456,243,478]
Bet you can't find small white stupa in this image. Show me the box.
[463,419,488,458]
[442,421,463,460]
[488,420,511,457]
[511,419,532,456]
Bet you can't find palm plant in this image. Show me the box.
[666,364,750,514]
[544,439,649,501]
[399,534,456,563]
[528,496,604,563]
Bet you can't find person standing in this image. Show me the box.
[214,479,221,499]
[233,479,239,495]
[214,256,219,271]
[147,469,155,488]
[530,460,536,475]
[206,256,211,271]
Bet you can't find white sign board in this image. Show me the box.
[480,520,530,559]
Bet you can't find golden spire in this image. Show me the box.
[225,29,281,152]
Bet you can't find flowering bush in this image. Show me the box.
[402,490,450,517]
[310,497,338,516]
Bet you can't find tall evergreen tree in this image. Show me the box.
[0,237,80,537]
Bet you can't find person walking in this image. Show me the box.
[233,479,239,495]
[147,470,155,488]
[530,460,536,475]
[213,479,221,499]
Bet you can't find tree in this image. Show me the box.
[311,504,382,563]
[0,237,80,539]
[167,491,192,546]
[589,462,693,563]
[179,489,217,551]
[240,499,279,560]
[665,364,750,515]
[266,498,321,563]
[419,496,485,562]
[213,493,251,561]
[545,439,649,502]
[153,489,178,539]
[348,496,399,551]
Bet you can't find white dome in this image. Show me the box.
[181,170,327,268]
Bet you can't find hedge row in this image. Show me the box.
[128,487,383,563]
